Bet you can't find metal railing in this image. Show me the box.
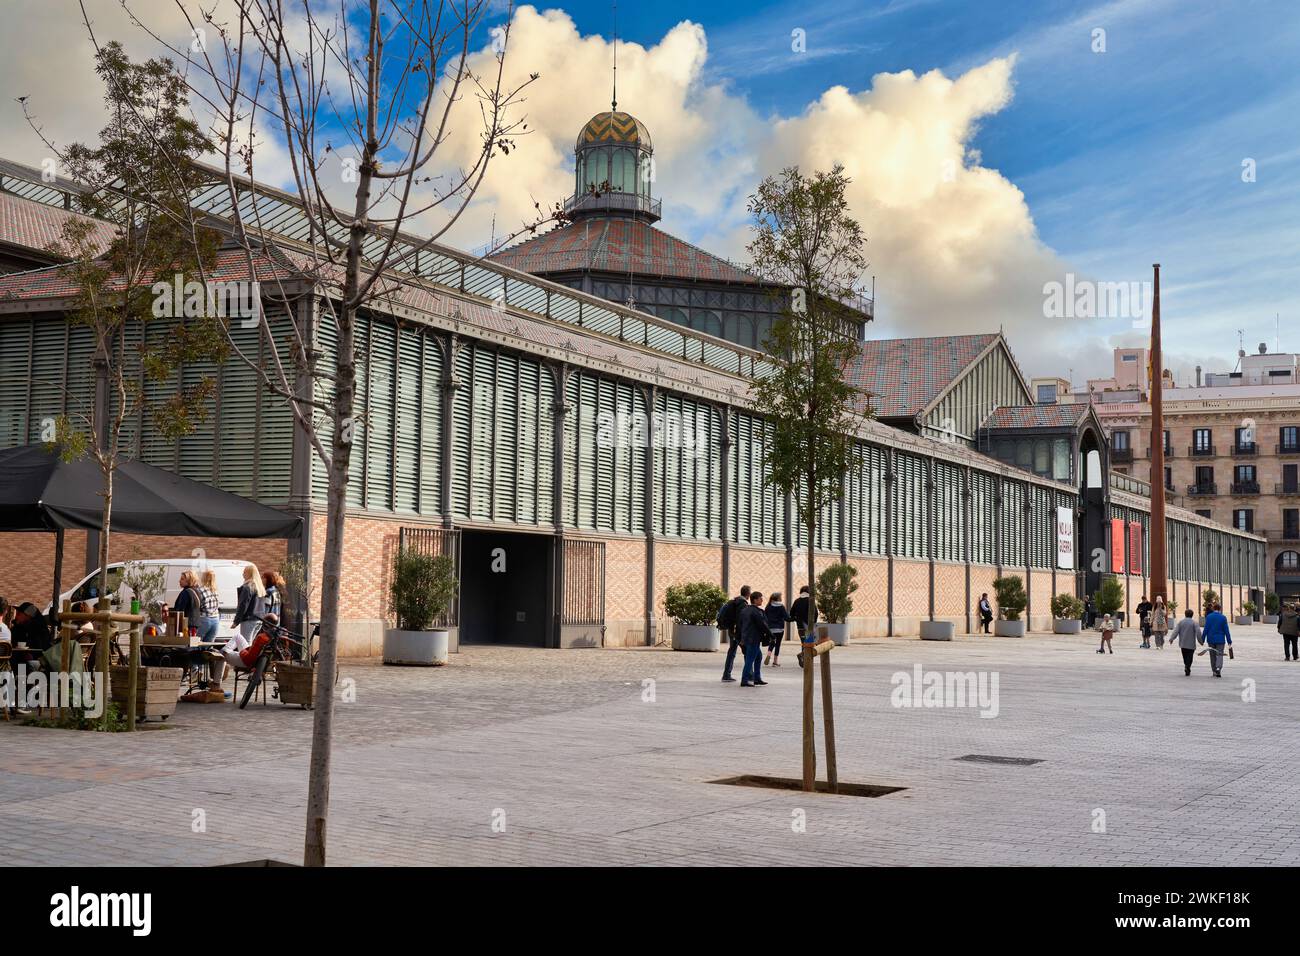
[1186,482,1217,496]
[1277,443,1300,456]
[562,191,662,219]
[1230,481,1260,495]
[1232,443,1258,457]
[1189,444,1216,457]
[1275,482,1300,495]
[1111,447,1133,462]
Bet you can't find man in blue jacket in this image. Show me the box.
[739,591,769,687]
[1201,602,1232,678]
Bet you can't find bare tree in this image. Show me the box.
[111,0,554,864]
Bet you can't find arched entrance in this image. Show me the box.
[1078,424,1108,597]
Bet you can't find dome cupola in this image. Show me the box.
[566,108,661,223]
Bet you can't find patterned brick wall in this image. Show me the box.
[603,537,646,624]
[0,528,286,608]
[1029,568,1054,629]
[729,546,788,600]
[934,562,967,624]
[892,560,930,618]
[847,557,888,616]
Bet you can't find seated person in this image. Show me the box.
[71,601,97,636]
[11,603,53,652]
[41,630,85,675]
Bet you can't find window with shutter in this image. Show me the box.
[418,333,443,516]
[345,315,370,507]
[0,318,32,447]
[394,326,423,513]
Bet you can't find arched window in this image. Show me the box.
[690,309,722,339]
[1277,550,1299,571]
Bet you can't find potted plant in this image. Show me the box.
[1094,576,1124,630]
[383,550,457,666]
[280,552,315,648]
[992,575,1027,636]
[121,561,166,616]
[1236,600,1257,627]
[664,582,728,651]
[815,563,857,645]
[1262,591,1280,625]
[1200,588,1220,626]
[1050,593,1084,634]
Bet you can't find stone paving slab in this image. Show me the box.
[1,623,1297,866]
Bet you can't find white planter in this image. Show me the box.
[1053,619,1082,634]
[919,620,954,641]
[994,619,1026,638]
[1262,614,1279,625]
[817,622,850,646]
[383,628,449,666]
[1234,615,1253,627]
[672,623,721,652]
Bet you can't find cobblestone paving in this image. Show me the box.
[2,623,1298,866]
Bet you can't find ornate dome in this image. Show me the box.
[576,111,652,151]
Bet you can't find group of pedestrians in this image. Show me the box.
[718,584,816,687]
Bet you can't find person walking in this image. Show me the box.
[1097,613,1115,654]
[1135,595,1152,648]
[719,585,750,683]
[262,569,285,624]
[1171,608,1200,675]
[790,585,816,668]
[764,592,790,667]
[978,593,993,634]
[1084,595,1096,629]
[1151,596,1169,650]
[738,591,768,687]
[232,563,267,643]
[1201,602,1232,678]
[1277,600,1299,661]
[172,571,203,634]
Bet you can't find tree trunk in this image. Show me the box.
[97,466,113,731]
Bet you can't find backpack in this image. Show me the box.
[716,598,738,631]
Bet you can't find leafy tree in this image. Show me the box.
[1050,593,1084,620]
[747,166,868,638]
[38,42,226,624]
[1201,589,1220,616]
[815,563,858,624]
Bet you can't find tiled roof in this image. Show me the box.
[981,403,1091,430]
[847,332,998,420]
[0,247,304,302]
[488,217,764,285]
[0,190,117,259]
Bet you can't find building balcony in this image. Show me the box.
[1188,444,1216,457]
[1276,483,1300,496]
[1232,443,1258,457]
[1111,447,1133,462]
[1278,443,1300,457]
[1186,482,1217,496]
[1230,481,1260,495]
[561,190,663,221]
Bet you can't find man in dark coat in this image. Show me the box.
[978,593,993,633]
[720,585,750,683]
[1135,596,1153,647]
[1278,601,1300,661]
[10,602,53,652]
[738,591,769,687]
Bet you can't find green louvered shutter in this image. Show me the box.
[138,320,177,469]
[628,384,647,533]
[593,376,615,531]
[574,372,598,529]
[0,319,32,447]
[394,326,422,513]
[256,310,295,504]
[514,357,539,524]
[311,312,339,504]
[449,343,473,518]
[28,318,67,442]
[345,315,369,507]
[364,318,395,510]
[217,318,259,499]
[469,345,495,519]
[417,333,442,516]
[492,351,519,523]
[536,361,555,526]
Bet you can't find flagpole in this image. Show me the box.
[1148,264,1168,603]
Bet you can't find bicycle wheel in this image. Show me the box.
[239,656,269,709]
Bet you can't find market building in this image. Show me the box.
[0,108,1268,653]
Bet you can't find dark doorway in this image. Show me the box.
[459,529,552,646]
[1079,433,1107,597]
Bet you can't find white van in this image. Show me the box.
[49,559,253,641]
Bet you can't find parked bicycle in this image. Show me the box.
[238,617,318,710]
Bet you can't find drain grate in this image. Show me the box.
[710,775,906,798]
[955,754,1043,766]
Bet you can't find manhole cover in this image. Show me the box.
[710,775,906,797]
[955,754,1043,766]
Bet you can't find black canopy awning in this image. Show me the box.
[0,443,302,539]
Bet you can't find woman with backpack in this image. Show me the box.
[764,592,791,667]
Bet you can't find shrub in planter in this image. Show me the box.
[993,576,1027,621]
[1050,593,1084,634]
[1242,599,1258,617]
[384,551,457,666]
[1096,577,1125,617]
[665,582,728,651]
[816,563,858,645]
[1201,589,1220,616]
[1266,591,1280,616]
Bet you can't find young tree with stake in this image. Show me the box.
[747,165,869,646]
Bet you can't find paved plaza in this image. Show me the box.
[2,622,1298,867]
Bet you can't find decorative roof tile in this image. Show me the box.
[847,333,998,420]
[0,191,117,261]
[488,218,763,285]
[981,403,1091,430]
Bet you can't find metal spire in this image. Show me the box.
[612,2,618,111]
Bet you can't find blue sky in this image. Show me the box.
[520,0,1300,374]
